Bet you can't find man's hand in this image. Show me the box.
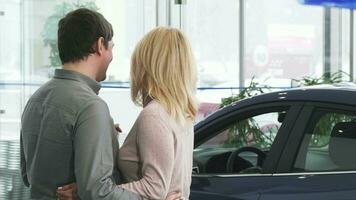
[165,192,186,200]
[56,183,79,200]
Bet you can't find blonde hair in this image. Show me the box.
[130,27,198,124]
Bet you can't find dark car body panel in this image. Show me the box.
[259,173,356,200]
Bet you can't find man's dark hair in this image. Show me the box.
[58,8,113,64]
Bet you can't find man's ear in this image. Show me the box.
[95,37,105,56]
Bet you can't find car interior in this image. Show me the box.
[193,111,286,175]
[302,121,356,172]
[294,112,356,173]
[194,110,356,175]
[193,147,265,174]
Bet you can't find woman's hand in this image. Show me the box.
[114,123,122,133]
[165,192,186,200]
[56,183,80,200]
[56,183,184,200]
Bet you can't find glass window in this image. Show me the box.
[0,0,21,82]
[244,0,323,87]
[0,0,156,141]
[181,0,239,88]
[0,0,154,143]
[21,0,153,84]
[0,1,154,199]
[194,110,287,175]
[294,110,356,172]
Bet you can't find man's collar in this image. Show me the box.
[54,69,101,94]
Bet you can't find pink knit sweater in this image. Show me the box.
[118,100,194,200]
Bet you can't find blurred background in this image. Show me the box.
[0,0,355,198]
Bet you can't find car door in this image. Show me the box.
[191,102,303,200]
[259,103,356,200]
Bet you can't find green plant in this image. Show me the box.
[220,78,271,149]
[41,0,99,68]
[291,71,349,87]
[223,117,277,149]
[311,113,356,147]
[220,78,270,108]
[292,71,351,146]
[221,71,351,149]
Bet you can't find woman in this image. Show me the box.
[57,26,197,200]
[117,26,198,199]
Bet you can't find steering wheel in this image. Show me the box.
[226,146,267,173]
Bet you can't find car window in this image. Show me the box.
[193,110,287,175]
[294,110,356,172]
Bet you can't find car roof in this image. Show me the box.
[195,84,356,130]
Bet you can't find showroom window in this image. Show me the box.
[20,0,155,84]
[1,0,356,199]
[0,0,155,199]
[243,0,324,87]
[0,0,157,140]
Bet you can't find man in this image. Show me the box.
[20,8,182,200]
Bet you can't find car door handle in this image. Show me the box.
[297,174,314,179]
[0,109,5,114]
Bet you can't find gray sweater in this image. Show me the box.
[20,69,143,200]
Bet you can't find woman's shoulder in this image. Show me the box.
[140,100,193,132]
[141,100,167,118]
[139,100,180,130]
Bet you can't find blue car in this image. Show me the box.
[191,85,356,200]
